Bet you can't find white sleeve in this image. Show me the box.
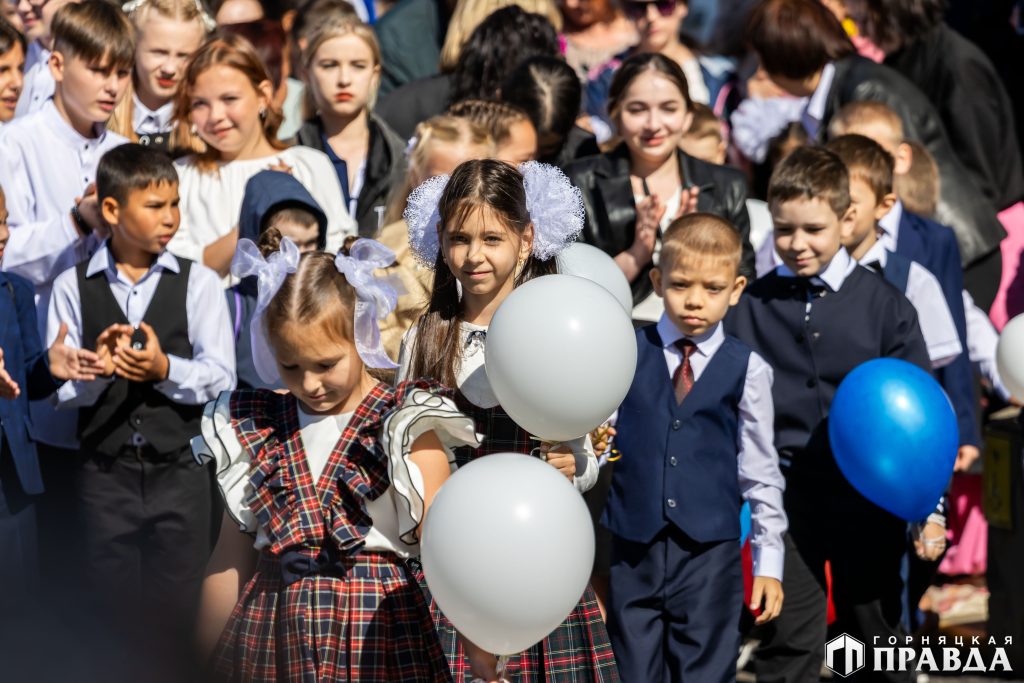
[48,267,115,408]
[963,289,1011,400]
[905,262,962,369]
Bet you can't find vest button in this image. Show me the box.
[672,419,681,430]
[669,456,678,466]
[667,498,677,508]
[133,416,142,425]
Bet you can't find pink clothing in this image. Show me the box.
[938,474,987,577]
[852,35,885,63]
[989,201,1024,330]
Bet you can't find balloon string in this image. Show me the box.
[497,654,510,681]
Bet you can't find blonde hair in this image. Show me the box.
[661,213,743,275]
[301,15,381,120]
[828,100,905,147]
[108,0,213,144]
[896,140,940,218]
[438,0,561,72]
[383,114,494,224]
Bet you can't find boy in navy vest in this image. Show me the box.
[46,144,234,669]
[726,147,931,683]
[605,213,787,683]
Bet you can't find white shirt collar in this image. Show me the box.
[86,240,181,279]
[656,315,724,357]
[858,240,889,268]
[776,247,856,291]
[877,199,903,248]
[804,62,836,128]
[43,98,109,146]
[132,93,174,133]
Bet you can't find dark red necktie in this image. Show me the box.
[673,339,696,404]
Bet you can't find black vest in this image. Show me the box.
[76,257,202,454]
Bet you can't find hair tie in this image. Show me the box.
[334,239,400,369]
[230,237,301,385]
[403,161,584,269]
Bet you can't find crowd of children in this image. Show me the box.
[0,0,1020,681]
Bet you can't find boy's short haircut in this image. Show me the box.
[829,101,904,146]
[825,134,894,203]
[746,0,855,80]
[264,206,319,232]
[660,212,742,275]
[896,141,940,217]
[683,103,722,142]
[52,0,135,70]
[768,146,851,218]
[97,144,178,205]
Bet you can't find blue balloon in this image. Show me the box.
[829,358,957,521]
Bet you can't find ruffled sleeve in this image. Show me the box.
[191,391,267,546]
[380,386,481,545]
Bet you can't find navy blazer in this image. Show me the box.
[895,210,979,446]
[0,272,58,494]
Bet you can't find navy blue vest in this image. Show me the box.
[881,250,911,295]
[603,325,751,544]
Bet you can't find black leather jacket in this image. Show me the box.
[296,114,407,236]
[820,56,1005,267]
[563,144,754,305]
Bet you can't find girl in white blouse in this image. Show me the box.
[169,34,355,277]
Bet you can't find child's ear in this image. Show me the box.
[715,140,727,166]
[100,196,120,226]
[519,223,535,262]
[894,143,913,176]
[49,51,65,83]
[839,206,856,241]
[650,267,663,297]
[876,192,897,220]
[256,79,274,110]
[729,274,748,305]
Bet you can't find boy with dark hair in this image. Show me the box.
[606,212,787,682]
[46,144,234,664]
[726,146,931,683]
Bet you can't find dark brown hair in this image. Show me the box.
[825,134,894,203]
[844,0,945,55]
[407,159,556,388]
[608,52,693,123]
[746,0,854,80]
[0,17,26,59]
[660,212,742,275]
[52,0,136,70]
[768,145,851,218]
[174,34,288,171]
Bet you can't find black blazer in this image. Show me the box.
[563,144,754,304]
[820,56,1006,267]
[296,114,408,236]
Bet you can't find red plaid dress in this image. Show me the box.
[206,383,453,682]
[417,392,620,683]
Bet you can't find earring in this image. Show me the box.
[190,123,198,135]
[258,106,266,120]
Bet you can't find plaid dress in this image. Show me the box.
[206,383,453,682]
[418,391,620,683]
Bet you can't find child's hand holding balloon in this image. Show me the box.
[539,442,576,481]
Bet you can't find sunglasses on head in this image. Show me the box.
[623,0,678,21]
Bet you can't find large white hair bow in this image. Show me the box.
[334,239,400,370]
[230,237,301,385]
[404,161,585,268]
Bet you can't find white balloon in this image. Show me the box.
[421,454,595,656]
[485,275,637,441]
[996,313,1024,401]
[556,242,634,313]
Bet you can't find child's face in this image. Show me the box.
[134,15,206,108]
[51,52,131,127]
[0,190,9,264]
[103,181,180,256]
[441,206,533,304]
[188,64,272,159]
[628,0,688,53]
[617,70,693,165]
[652,251,746,336]
[0,41,25,123]
[680,133,725,165]
[309,33,379,121]
[271,320,369,415]
[842,176,881,256]
[271,218,319,254]
[772,196,850,277]
[496,120,538,166]
[17,0,71,44]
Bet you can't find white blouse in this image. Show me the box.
[398,323,600,493]
[169,146,357,265]
[193,388,481,556]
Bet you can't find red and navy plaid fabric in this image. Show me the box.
[423,393,621,682]
[215,551,451,682]
[213,383,453,682]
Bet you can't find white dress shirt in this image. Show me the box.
[962,290,1011,400]
[858,241,961,368]
[48,243,236,414]
[15,41,53,118]
[776,246,858,291]
[655,315,787,581]
[169,146,356,267]
[877,199,903,251]
[397,322,601,494]
[800,62,836,140]
[0,100,127,287]
[131,94,174,136]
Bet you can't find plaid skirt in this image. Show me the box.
[212,551,452,682]
[413,565,620,683]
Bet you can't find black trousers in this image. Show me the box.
[754,472,912,683]
[962,245,1002,313]
[76,443,214,672]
